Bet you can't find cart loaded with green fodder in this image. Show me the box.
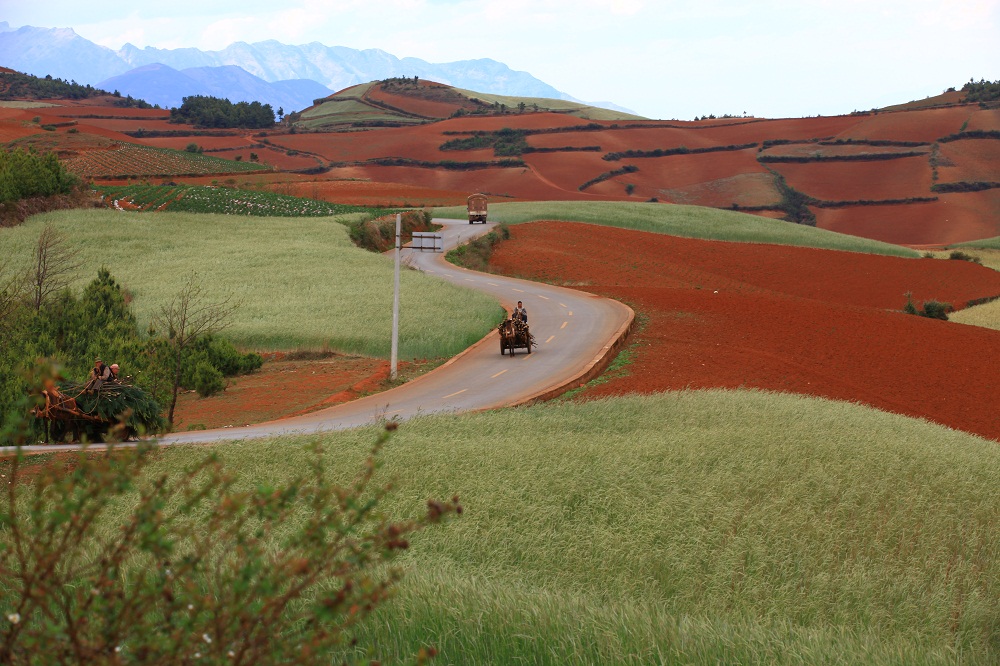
[32,380,165,443]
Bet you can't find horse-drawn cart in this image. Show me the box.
[498,317,534,356]
[31,382,163,443]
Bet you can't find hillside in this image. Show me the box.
[293,78,645,130]
[1,72,998,246]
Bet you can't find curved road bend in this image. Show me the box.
[16,219,633,451]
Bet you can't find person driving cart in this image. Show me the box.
[513,300,528,323]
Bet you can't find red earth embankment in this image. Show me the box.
[489,221,1000,441]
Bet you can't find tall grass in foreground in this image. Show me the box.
[147,390,998,664]
[434,201,919,257]
[0,210,502,357]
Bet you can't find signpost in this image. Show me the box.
[391,213,400,381]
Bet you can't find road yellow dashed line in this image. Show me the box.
[512,288,525,293]
[560,321,568,329]
[491,369,508,379]
[537,295,549,300]
[545,335,555,343]
[442,389,468,399]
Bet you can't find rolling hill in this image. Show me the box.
[1,69,998,246]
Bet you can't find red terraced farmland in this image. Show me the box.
[770,155,934,201]
[937,140,1000,183]
[489,221,1000,441]
[815,191,1000,246]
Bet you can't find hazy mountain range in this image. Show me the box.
[0,22,633,114]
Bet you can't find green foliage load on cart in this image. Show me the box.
[58,381,166,434]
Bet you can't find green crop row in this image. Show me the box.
[96,184,394,218]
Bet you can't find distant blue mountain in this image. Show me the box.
[0,22,623,114]
[97,63,333,112]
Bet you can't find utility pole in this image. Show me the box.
[390,213,401,380]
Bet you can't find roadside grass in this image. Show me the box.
[0,210,503,357]
[136,390,998,664]
[433,201,920,257]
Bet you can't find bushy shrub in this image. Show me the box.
[193,360,225,397]
[446,224,510,272]
[949,250,982,263]
[903,292,953,320]
[921,300,952,320]
[0,147,80,204]
[348,210,435,253]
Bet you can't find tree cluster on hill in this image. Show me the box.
[0,147,79,205]
[169,95,275,129]
[962,78,1000,103]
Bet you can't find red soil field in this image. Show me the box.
[365,87,461,119]
[71,117,176,133]
[138,136,254,151]
[44,105,170,119]
[834,107,971,143]
[265,126,451,162]
[323,164,579,201]
[172,356,390,431]
[439,112,599,133]
[937,139,1000,183]
[760,143,929,158]
[692,116,860,144]
[771,155,933,201]
[658,172,780,209]
[966,108,1000,132]
[815,191,1000,247]
[489,221,1000,441]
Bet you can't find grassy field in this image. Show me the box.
[433,201,921,257]
[953,236,1000,251]
[0,210,502,356]
[132,390,999,664]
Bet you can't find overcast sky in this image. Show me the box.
[4,0,999,119]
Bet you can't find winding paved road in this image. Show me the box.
[15,219,633,451]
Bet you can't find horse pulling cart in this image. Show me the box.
[498,317,534,356]
[31,382,163,443]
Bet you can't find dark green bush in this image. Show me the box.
[0,147,80,204]
[948,250,981,264]
[193,360,225,397]
[903,292,952,320]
